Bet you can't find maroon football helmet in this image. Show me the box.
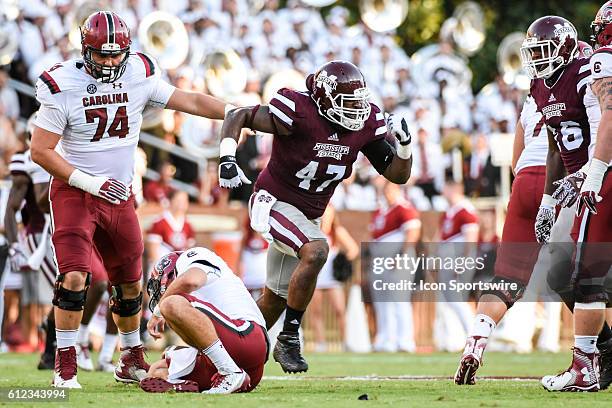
[308,60,371,131]
[147,251,182,312]
[520,16,578,79]
[578,40,594,58]
[80,11,131,83]
[591,1,612,48]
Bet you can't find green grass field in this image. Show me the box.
[0,352,611,407]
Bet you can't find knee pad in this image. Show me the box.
[52,274,90,311]
[481,277,526,309]
[573,281,609,305]
[109,285,143,317]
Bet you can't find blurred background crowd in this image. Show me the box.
[0,0,604,356]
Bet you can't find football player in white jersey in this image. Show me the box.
[30,11,232,388]
[542,1,612,392]
[142,248,268,394]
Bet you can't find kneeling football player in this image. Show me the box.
[141,248,268,394]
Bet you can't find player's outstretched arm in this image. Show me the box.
[217,105,290,188]
[165,88,229,120]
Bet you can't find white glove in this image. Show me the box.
[552,170,587,208]
[218,138,251,188]
[576,158,607,217]
[69,169,129,204]
[8,243,29,272]
[534,194,556,244]
[387,113,412,159]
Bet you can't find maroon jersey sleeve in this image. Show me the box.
[147,218,165,241]
[457,208,478,227]
[268,88,303,133]
[399,204,418,224]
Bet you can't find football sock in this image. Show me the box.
[575,335,597,353]
[99,334,118,362]
[597,321,612,344]
[469,314,496,338]
[119,328,141,348]
[283,306,304,333]
[56,329,78,349]
[77,324,89,346]
[203,339,240,375]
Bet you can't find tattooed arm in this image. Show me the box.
[574,71,612,216]
[591,77,612,163]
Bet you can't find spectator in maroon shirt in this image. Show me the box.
[144,161,176,206]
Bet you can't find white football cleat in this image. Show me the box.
[541,347,600,392]
[455,336,488,385]
[52,372,82,389]
[52,347,82,389]
[76,344,94,371]
[203,370,251,394]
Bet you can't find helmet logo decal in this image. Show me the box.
[315,70,337,94]
[553,23,575,41]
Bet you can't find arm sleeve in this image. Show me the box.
[590,48,612,80]
[268,88,299,132]
[147,76,176,108]
[33,78,67,135]
[361,138,395,175]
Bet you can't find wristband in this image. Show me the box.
[540,194,556,209]
[587,158,609,181]
[153,305,162,318]
[396,143,412,160]
[219,138,237,157]
[68,169,95,194]
[582,158,609,191]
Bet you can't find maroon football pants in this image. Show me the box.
[49,178,143,285]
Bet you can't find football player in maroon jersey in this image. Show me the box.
[542,2,612,391]
[218,60,412,372]
[455,34,596,387]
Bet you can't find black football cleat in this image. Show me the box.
[273,331,308,374]
[598,338,612,390]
